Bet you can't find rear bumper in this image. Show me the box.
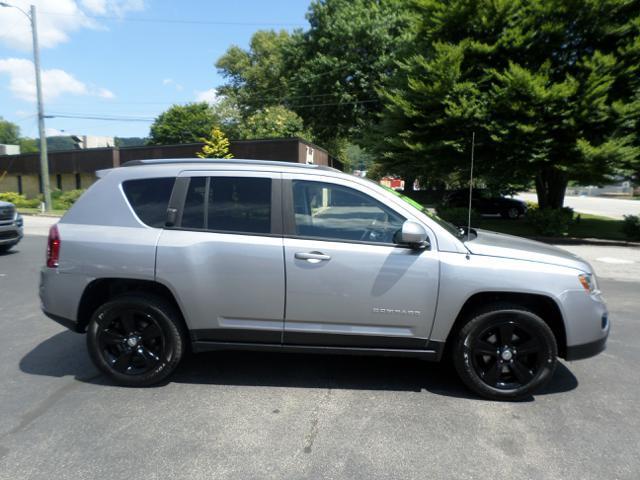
[565,335,608,361]
[42,309,82,333]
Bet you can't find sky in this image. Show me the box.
[0,0,311,139]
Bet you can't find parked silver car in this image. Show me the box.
[39,159,609,399]
[0,200,24,253]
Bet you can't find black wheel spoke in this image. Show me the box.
[140,322,162,341]
[119,311,136,334]
[101,330,124,345]
[498,323,515,345]
[476,340,498,356]
[509,360,534,384]
[517,338,540,355]
[112,351,133,372]
[137,346,160,367]
[483,361,501,386]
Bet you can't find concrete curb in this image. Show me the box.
[528,236,640,248]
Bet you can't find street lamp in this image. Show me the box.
[0,2,52,211]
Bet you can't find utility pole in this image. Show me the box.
[0,3,52,211]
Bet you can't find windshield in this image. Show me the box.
[367,180,466,239]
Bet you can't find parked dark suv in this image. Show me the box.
[0,200,23,252]
[444,189,527,219]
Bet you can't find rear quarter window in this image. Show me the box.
[122,177,175,227]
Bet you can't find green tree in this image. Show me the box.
[18,137,38,153]
[289,0,415,146]
[0,117,20,145]
[216,30,298,115]
[197,127,233,159]
[368,0,640,208]
[214,0,414,159]
[149,102,220,145]
[238,106,311,140]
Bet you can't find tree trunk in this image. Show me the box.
[535,167,568,209]
[403,174,417,197]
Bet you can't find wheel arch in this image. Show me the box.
[445,291,567,358]
[76,278,187,334]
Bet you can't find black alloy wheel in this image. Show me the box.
[453,304,557,400]
[97,309,165,375]
[87,294,186,386]
[470,319,543,389]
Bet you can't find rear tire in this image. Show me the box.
[87,294,186,387]
[501,207,521,219]
[453,303,557,400]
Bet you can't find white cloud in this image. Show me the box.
[0,0,93,51]
[0,57,114,102]
[97,87,115,98]
[0,0,146,51]
[81,0,145,16]
[162,78,183,91]
[45,127,64,136]
[195,88,218,104]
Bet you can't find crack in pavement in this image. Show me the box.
[3,373,102,438]
[303,388,332,454]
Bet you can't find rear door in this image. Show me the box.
[281,174,440,349]
[155,170,285,343]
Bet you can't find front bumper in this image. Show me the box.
[565,335,608,361]
[560,289,609,360]
[0,222,23,246]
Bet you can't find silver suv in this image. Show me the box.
[39,159,609,400]
[0,200,23,253]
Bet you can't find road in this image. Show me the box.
[1,233,639,479]
[516,193,640,219]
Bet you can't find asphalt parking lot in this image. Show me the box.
[1,232,639,480]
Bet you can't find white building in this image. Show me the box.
[0,144,20,156]
[71,135,115,149]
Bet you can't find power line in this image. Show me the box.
[46,113,155,122]
[39,10,306,27]
[46,99,379,123]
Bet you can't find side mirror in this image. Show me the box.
[397,220,429,248]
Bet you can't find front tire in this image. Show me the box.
[453,304,557,400]
[87,294,186,387]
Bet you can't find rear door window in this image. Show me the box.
[122,177,175,227]
[180,176,272,235]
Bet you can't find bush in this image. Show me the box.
[436,206,481,227]
[52,189,85,210]
[526,205,574,236]
[0,192,41,208]
[622,215,640,241]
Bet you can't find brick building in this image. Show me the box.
[0,137,337,198]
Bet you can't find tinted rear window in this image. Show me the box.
[122,177,175,227]
[180,176,272,234]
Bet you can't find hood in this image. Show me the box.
[465,229,591,273]
[0,200,14,208]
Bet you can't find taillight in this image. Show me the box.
[47,224,61,268]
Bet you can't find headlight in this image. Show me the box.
[15,213,23,228]
[578,273,597,293]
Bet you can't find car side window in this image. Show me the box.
[180,176,272,235]
[122,177,176,228]
[292,180,405,244]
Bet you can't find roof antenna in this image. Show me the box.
[466,131,476,242]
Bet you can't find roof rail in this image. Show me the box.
[120,158,340,172]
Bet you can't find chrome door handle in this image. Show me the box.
[294,251,331,263]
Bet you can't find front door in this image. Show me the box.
[282,176,439,349]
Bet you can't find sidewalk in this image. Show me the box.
[22,215,59,236]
